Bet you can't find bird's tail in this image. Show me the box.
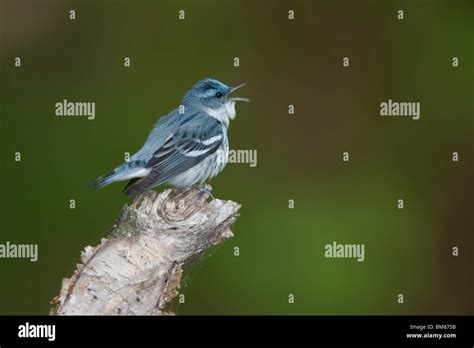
[90,170,119,189]
[90,160,147,190]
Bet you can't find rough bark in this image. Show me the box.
[50,184,240,315]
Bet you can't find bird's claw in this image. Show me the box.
[197,185,214,201]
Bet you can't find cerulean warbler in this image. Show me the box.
[91,78,249,196]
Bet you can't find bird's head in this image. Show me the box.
[182,78,249,121]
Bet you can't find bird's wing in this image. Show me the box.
[131,107,202,161]
[124,116,224,196]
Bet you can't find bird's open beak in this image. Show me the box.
[229,83,250,102]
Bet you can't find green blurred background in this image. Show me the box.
[1,0,473,315]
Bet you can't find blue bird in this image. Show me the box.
[91,78,249,196]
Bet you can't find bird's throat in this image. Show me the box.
[205,101,236,127]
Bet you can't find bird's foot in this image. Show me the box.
[196,184,214,201]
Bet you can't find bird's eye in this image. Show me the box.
[215,92,223,98]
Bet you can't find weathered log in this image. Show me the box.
[50,184,240,315]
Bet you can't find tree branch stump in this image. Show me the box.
[50,184,240,315]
